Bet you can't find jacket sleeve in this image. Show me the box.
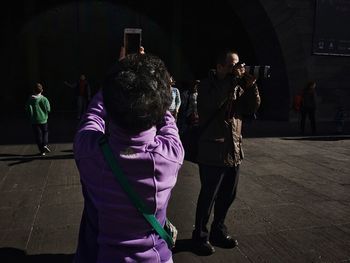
[197,79,231,119]
[77,90,106,134]
[74,90,106,160]
[236,84,261,116]
[151,111,184,164]
[45,98,51,113]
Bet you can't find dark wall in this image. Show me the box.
[258,0,350,121]
[1,1,176,112]
[0,0,288,120]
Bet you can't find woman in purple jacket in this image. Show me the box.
[74,54,184,263]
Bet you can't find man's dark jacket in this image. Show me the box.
[197,71,261,167]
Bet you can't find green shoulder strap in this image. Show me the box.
[98,136,174,248]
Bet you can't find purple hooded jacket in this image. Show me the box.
[74,91,184,263]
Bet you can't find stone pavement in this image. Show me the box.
[0,115,350,262]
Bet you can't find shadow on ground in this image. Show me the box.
[0,113,78,145]
[172,239,215,257]
[0,153,74,166]
[0,248,74,263]
[172,239,193,255]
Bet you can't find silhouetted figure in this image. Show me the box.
[25,83,51,156]
[300,81,317,135]
[64,74,91,119]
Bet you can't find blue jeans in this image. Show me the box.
[32,123,48,153]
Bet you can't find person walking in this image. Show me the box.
[25,83,51,155]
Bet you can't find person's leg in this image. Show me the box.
[41,123,50,152]
[41,123,48,146]
[82,97,87,116]
[210,166,240,248]
[211,165,240,236]
[32,124,43,153]
[77,96,83,119]
[193,164,225,241]
[300,109,306,134]
[309,109,316,134]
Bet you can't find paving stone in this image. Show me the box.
[278,226,350,262]
[302,201,350,225]
[26,225,79,254]
[33,203,83,229]
[40,185,83,206]
[249,174,330,204]
[236,175,293,208]
[237,232,311,263]
[0,228,31,250]
[46,159,80,187]
[0,190,42,209]
[0,157,51,192]
[0,206,37,231]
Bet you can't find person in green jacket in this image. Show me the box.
[25,83,51,155]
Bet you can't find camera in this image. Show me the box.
[244,65,271,80]
[232,63,271,80]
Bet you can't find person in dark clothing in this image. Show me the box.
[169,76,181,120]
[192,50,260,255]
[64,74,91,119]
[25,83,51,155]
[300,81,317,135]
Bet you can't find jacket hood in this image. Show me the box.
[31,94,42,98]
[29,94,43,102]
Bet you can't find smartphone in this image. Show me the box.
[124,28,142,55]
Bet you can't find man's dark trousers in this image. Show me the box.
[300,108,316,134]
[193,164,240,241]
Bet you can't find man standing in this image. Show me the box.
[300,81,317,135]
[192,50,261,255]
[25,83,51,156]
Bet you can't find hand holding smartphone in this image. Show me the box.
[124,28,142,55]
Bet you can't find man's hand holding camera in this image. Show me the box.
[232,63,256,90]
[232,63,245,78]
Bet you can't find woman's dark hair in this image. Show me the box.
[103,54,172,134]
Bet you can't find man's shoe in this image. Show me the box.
[210,234,238,248]
[192,240,215,256]
[43,145,51,153]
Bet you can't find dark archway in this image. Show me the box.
[0,0,291,120]
[229,0,292,120]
